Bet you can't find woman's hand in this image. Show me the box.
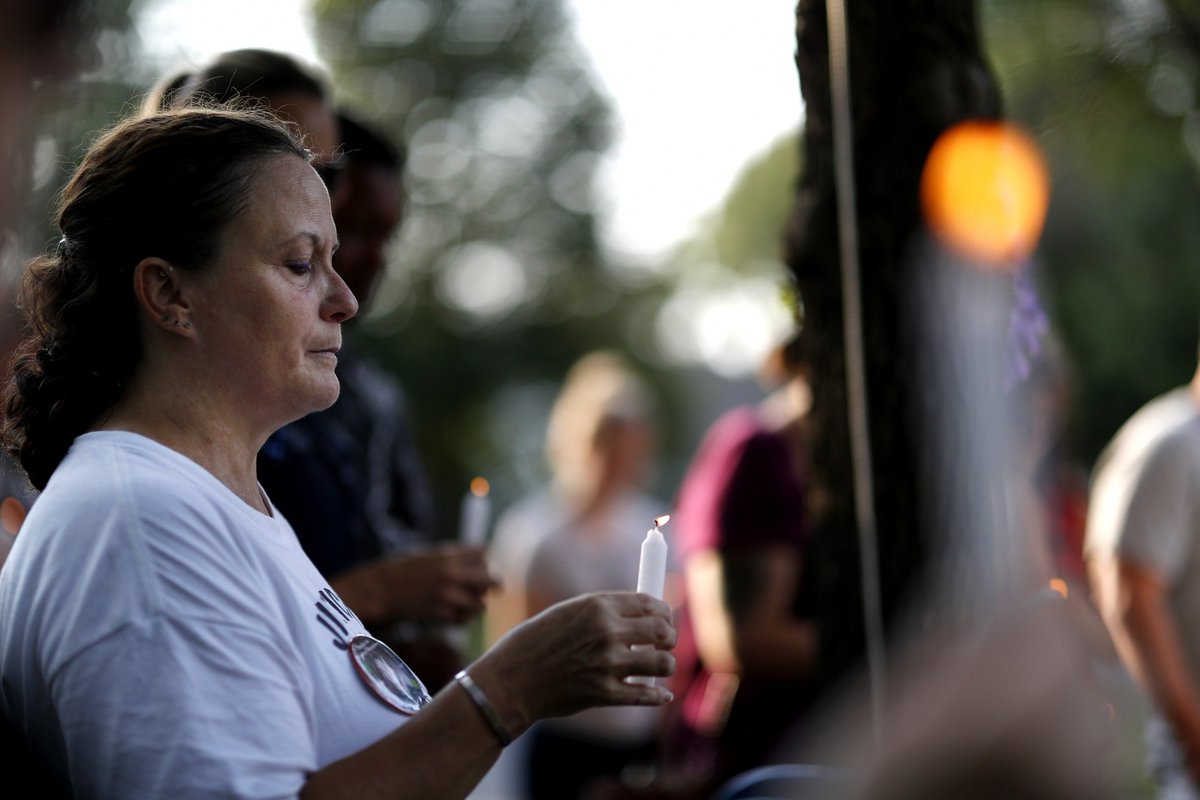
[467,592,676,740]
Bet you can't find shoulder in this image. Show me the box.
[701,407,766,452]
[10,433,283,630]
[1095,390,1200,483]
[680,407,781,493]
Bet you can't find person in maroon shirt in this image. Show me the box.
[661,333,819,798]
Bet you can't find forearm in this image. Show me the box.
[734,619,817,680]
[301,591,675,799]
[1122,602,1200,759]
[688,547,812,678]
[301,676,508,800]
[1097,559,1200,778]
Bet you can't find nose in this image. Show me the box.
[322,265,359,323]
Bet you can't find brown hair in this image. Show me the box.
[164,48,330,112]
[3,106,310,489]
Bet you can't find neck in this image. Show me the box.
[96,367,271,515]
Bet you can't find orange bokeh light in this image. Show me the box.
[920,120,1050,267]
[470,476,490,497]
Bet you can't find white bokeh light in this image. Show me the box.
[138,0,802,262]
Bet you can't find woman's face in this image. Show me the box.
[185,153,357,430]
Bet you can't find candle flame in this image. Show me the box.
[1048,577,1068,599]
[654,514,670,528]
[470,476,490,497]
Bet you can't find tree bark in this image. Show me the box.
[785,0,1004,696]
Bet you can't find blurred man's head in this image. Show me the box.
[331,112,407,311]
[161,48,343,180]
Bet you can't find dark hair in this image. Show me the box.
[336,110,407,173]
[141,68,193,114]
[2,106,310,489]
[170,48,330,110]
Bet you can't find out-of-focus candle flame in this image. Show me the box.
[1048,577,1068,599]
[654,514,670,529]
[920,120,1049,268]
[470,476,490,497]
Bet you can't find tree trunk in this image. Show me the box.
[786,0,1004,697]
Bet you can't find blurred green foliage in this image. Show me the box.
[983,0,1200,467]
[309,0,694,530]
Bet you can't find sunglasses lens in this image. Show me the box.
[349,635,432,716]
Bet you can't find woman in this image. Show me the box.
[659,333,817,798]
[152,48,497,690]
[0,106,674,799]
[487,351,671,799]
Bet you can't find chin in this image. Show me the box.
[294,379,342,417]
[313,383,341,412]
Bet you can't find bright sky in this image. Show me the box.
[138,0,803,262]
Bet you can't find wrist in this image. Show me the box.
[454,669,516,746]
[460,657,532,743]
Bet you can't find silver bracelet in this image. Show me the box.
[454,669,514,746]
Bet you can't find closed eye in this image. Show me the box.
[286,260,313,275]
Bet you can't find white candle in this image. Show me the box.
[636,516,669,599]
[629,515,669,686]
[459,477,491,547]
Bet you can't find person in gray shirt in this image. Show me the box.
[1087,369,1200,799]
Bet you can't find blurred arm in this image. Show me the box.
[330,544,495,627]
[1092,555,1200,781]
[686,544,816,679]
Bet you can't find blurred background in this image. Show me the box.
[15,0,1199,546]
[18,0,802,533]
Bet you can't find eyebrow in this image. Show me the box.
[281,231,339,254]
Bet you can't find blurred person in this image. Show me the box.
[0,0,90,566]
[0,0,87,238]
[1086,350,1200,798]
[0,105,676,799]
[154,48,344,194]
[487,351,670,800]
[258,110,489,689]
[0,0,89,788]
[157,50,493,687]
[654,332,818,799]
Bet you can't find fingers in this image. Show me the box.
[437,585,489,624]
[604,591,672,622]
[441,546,499,592]
[602,682,675,708]
[617,614,676,649]
[622,643,676,680]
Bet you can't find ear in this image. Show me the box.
[133,257,194,336]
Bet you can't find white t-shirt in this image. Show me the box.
[0,432,407,799]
